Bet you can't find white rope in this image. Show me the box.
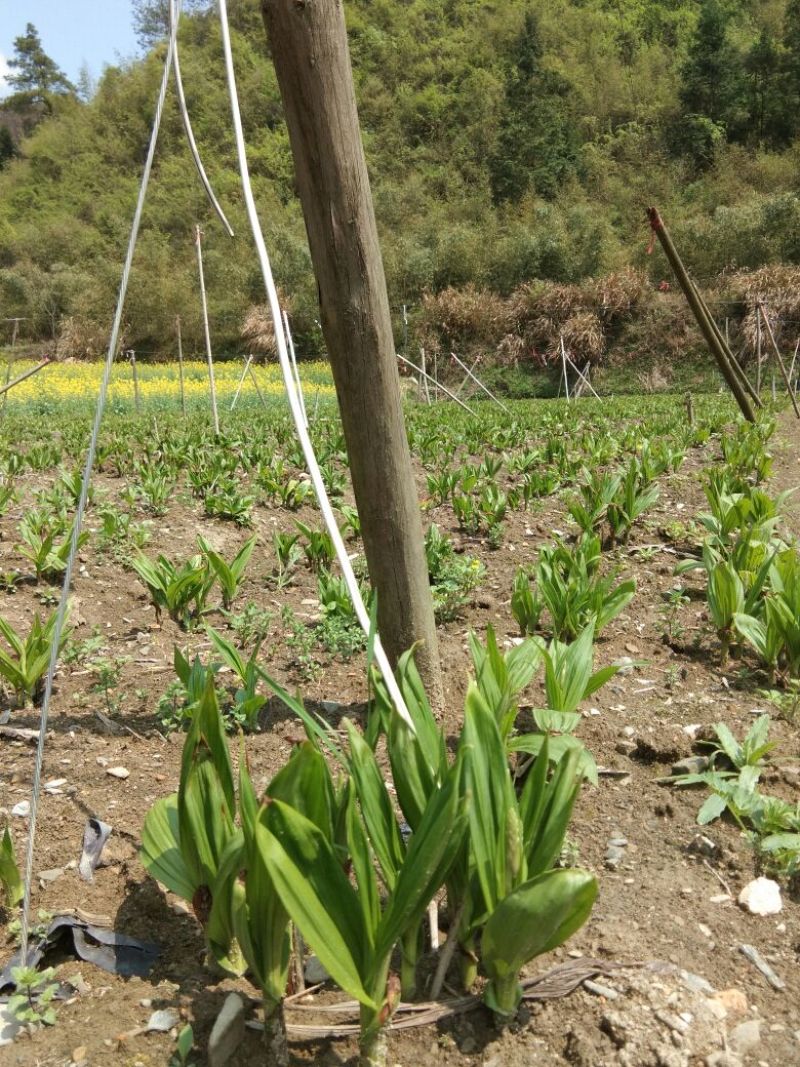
[169,0,234,238]
[18,18,180,965]
[217,0,415,733]
[284,309,309,429]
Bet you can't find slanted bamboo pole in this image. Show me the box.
[559,336,570,403]
[129,350,141,413]
[397,354,476,415]
[231,354,253,410]
[647,208,755,422]
[758,302,800,418]
[0,358,50,399]
[449,350,511,414]
[694,288,762,408]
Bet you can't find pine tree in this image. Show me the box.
[6,24,75,109]
[488,11,580,204]
[744,30,790,147]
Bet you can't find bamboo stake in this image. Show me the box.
[694,288,762,408]
[397,354,476,415]
[230,354,253,410]
[454,353,483,398]
[559,336,570,403]
[647,208,755,422]
[756,308,762,395]
[247,362,270,411]
[0,358,50,398]
[788,337,799,385]
[195,224,220,435]
[419,347,431,404]
[566,355,600,400]
[758,302,800,417]
[685,392,694,427]
[128,350,141,413]
[176,314,186,415]
[449,350,511,413]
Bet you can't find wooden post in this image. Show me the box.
[758,302,800,418]
[128,350,141,413]
[195,224,220,436]
[261,0,442,698]
[176,314,186,415]
[685,392,694,427]
[756,306,763,395]
[450,350,511,413]
[647,208,755,422]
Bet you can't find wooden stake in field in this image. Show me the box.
[450,350,511,413]
[262,0,443,701]
[230,354,253,411]
[195,224,220,436]
[757,302,800,418]
[128,350,141,413]
[559,335,571,403]
[175,314,186,415]
[647,207,755,423]
[756,306,763,395]
[2,317,25,413]
[419,347,431,404]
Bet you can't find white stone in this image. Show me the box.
[737,877,782,916]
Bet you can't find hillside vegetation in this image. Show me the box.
[0,0,799,361]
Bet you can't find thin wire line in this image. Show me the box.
[170,0,234,238]
[18,17,180,966]
[216,0,416,733]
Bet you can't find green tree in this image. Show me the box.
[678,1,745,140]
[488,11,580,203]
[784,0,800,135]
[744,30,790,147]
[0,128,15,171]
[6,24,75,110]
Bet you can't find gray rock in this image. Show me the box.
[679,970,715,996]
[671,756,709,776]
[705,1054,743,1067]
[304,955,330,984]
[728,1020,761,1056]
[208,993,245,1067]
[604,845,626,870]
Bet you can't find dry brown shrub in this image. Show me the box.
[241,290,294,359]
[561,311,605,364]
[730,266,800,354]
[55,317,110,361]
[418,285,515,353]
[590,268,649,319]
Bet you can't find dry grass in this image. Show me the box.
[730,265,800,355]
[55,317,112,361]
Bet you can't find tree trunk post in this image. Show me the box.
[260,0,442,700]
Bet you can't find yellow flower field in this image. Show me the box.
[2,359,336,410]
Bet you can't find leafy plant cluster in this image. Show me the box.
[142,622,615,1064]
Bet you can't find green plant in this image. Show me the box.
[8,966,58,1027]
[606,457,660,544]
[424,524,484,621]
[0,610,71,705]
[223,602,272,648]
[271,532,302,589]
[0,826,23,908]
[16,516,89,582]
[281,606,322,682]
[170,1024,195,1067]
[205,625,267,731]
[130,551,215,630]
[295,521,335,572]
[198,534,257,610]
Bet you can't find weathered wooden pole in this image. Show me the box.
[647,208,755,422]
[261,0,442,699]
[128,350,141,413]
[0,358,50,398]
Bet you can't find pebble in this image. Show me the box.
[208,993,245,1067]
[583,980,619,1000]
[106,766,130,779]
[304,955,330,984]
[71,1046,87,1066]
[738,944,785,990]
[11,800,29,817]
[671,755,709,776]
[738,877,781,916]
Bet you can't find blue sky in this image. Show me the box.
[1,0,140,95]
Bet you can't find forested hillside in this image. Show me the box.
[0,0,799,358]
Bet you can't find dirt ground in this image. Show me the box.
[0,402,798,1067]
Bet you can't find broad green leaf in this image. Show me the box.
[140,795,196,901]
